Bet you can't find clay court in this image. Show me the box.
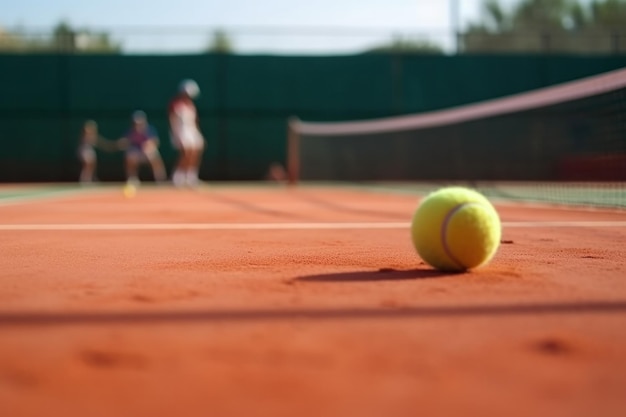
[0,183,625,417]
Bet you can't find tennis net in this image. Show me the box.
[287,67,626,208]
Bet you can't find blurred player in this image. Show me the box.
[77,120,115,184]
[169,79,204,187]
[118,111,167,186]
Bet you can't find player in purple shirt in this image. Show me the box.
[118,111,167,185]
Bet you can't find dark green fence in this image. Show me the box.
[1,53,625,182]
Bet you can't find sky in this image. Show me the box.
[1,0,520,54]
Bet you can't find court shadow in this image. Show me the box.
[295,268,456,283]
[295,192,408,220]
[209,192,303,220]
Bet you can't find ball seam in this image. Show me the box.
[441,202,482,270]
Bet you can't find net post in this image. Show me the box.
[287,116,300,186]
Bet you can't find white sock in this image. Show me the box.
[172,169,185,187]
[186,168,199,186]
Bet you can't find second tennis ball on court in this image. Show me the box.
[411,186,501,272]
[123,183,137,199]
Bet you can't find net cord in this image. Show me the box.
[289,67,626,137]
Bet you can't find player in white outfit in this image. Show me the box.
[169,79,204,187]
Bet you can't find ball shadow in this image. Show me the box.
[295,267,459,283]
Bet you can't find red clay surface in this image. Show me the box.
[1,184,625,417]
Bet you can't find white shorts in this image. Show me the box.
[171,128,204,151]
[78,145,96,163]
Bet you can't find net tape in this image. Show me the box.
[290,66,626,137]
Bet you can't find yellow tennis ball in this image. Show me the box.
[411,186,501,272]
[123,184,136,199]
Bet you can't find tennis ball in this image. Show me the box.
[411,186,501,272]
[123,184,136,199]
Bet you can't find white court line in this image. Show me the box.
[0,222,406,231]
[505,221,626,228]
[1,221,626,231]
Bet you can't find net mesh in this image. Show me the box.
[288,67,626,208]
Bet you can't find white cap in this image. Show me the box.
[132,110,147,122]
[179,79,200,98]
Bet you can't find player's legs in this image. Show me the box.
[80,160,96,184]
[183,132,204,187]
[146,151,167,183]
[172,148,191,187]
[172,131,204,187]
[79,146,97,184]
[186,147,203,187]
[171,133,187,187]
[125,150,141,185]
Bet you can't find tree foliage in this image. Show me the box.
[463,0,626,53]
[364,36,444,54]
[206,29,234,53]
[0,21,121,53]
